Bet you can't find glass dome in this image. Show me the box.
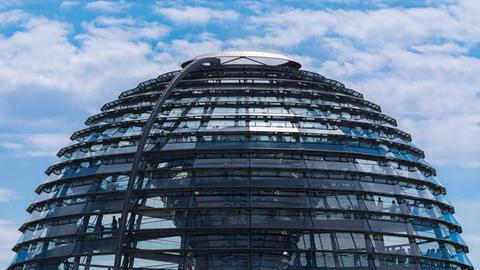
[9,51,473,270]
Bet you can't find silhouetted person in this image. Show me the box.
[390,200,398,213]
[306,250,313,267]
[112,216,118,230]
[99,224,105,239]
[294,251,301,266]
[354,252,361,266]
[377,197,384,211]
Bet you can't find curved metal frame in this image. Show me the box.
[113,56,219,270]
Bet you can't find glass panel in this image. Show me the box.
[187,232,249,249]
[136,236,182,250]
[188,210,249,228]
[136,211,185,229]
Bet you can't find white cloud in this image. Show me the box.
[0,142,22,150]
[81,16,168,40]
[0,13,169,100]
[0,0,21,9]
[0,17,77,95]
[85,0,132,13]
[411,43,468,55]
[0,219,20,269]
[0,133,70,157]
[0,9,27,26]
[398,115,480,168]
[59,0,80,9]
[94,15,135,26]
[0,115,72,131]
[0,187,15,202]
[155,32,223,68]
[23,133,71,157]
[154,5,239,24]
[229,9,333,49]
[231,1,480,49]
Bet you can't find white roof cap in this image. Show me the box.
[181,50,301,69]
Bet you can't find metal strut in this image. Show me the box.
[113,57,219,270]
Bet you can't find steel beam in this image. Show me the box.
[112,56,219,270]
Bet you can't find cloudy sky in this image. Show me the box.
[0,0,479,268]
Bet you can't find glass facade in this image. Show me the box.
[9,52,473,270]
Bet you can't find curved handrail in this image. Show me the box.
[112,57,219,269]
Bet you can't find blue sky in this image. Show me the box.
[0,0,479,268]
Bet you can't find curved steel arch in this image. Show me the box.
[113,56,219,270]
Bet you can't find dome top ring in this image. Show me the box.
[181,50,302,69]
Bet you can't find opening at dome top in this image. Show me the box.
[181,50,302,69]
